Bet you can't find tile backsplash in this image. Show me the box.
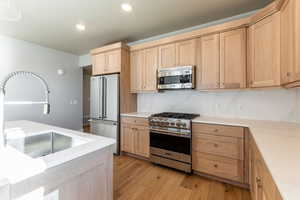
[137,88,300,123]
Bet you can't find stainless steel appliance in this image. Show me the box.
[157,66,195,90]
[149,112,199,173]
[90,74,119,154]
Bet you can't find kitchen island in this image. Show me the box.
[0,120,115,200]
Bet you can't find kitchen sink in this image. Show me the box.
[7,132,77,158]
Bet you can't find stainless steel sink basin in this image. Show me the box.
[7,132,76,158]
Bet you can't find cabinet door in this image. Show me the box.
[281,0,300,84]
[158,43,176,68]
[143,47,158,91]
[130,51,144,92]
[92,53,106,75]
[176,39,196,66]
[220,28,246,89]
[248,12,281,88]
[121,125,134,153]
[196,34,220,89]
[105,49,121,74]
[134,126,150,158]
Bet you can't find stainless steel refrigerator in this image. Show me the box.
[90,74,119,154]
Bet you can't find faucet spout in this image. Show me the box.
[0,71,51,148]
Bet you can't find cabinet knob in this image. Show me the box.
[214,129,218,132]
[214,164,218,168]
[214,143,219,148]
[287,72,291,77]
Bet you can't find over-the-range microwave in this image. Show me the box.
[157,66,195,90]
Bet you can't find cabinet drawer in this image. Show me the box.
[193,152,243,182]
[192,133,244,160]
[193,123,244,138]
[121,117,148,127]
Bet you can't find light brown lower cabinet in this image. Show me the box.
[192,123,246,184]
[121,117,150,158]
[250,134,283,200]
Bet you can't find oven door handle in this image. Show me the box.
[150,128,191,138]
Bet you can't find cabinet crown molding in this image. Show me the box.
[91,42,129,55]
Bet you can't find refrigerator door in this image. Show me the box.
[90,119,119,154]
[90,76,103,119]
[103,74,119,122]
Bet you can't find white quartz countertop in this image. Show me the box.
[121,112,300,200]
[0,120,115,188]
[121,112,154,118]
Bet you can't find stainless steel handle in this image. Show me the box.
[102,77,107,119]
[104,77,107,118]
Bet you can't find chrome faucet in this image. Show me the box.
[0,71,50,148]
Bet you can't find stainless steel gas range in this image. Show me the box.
[149,112,199,173]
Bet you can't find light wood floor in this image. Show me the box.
[114,155,251,200]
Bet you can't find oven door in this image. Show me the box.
[150,130,191,163]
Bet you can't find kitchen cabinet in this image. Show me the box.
[159,39,196,68]
[176,39,197,66]
[220,28,247,89]
[133,126,150,157]
[143,47,159,91]
[92,49,121,75]
[121,124,134,153]
[281,0,300,86]
[158,43,176,68]
[249,134,283,200]
[121,117,150,158]
[192,123,245,184]
[130,50,144,92]
[196,34,220,89]
[130,47,158,93]
[248,12,281,88]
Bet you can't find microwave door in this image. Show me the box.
[90,76,103,119]
[103,74,119,122]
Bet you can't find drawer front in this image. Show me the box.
[193,152,243,182]
[193,133,244,160]
[121,117,148,127]
[193,123,244,138]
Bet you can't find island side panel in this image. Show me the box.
[10,145,114,200]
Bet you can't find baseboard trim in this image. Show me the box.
[193,171,250,189]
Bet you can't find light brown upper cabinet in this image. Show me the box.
[91,49,121,75]
[130,47,158,93]
[248,12,281,88]
[176,39,197,66]
[130,50,143,92]
[92,53,106,75]
[220,28,247,89]
[143,47,158,91]
[281,0,300,86]
[159,39,196,68]
[196,34,220,89]
[158,43,176,68]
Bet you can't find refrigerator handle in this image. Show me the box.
[103,77,107,119]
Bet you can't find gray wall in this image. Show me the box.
[0,35,82,130]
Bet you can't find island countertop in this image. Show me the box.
[0,120,115,190]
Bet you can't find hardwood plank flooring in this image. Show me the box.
[114,155,251,200]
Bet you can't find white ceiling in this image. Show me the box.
[0,0,273,55]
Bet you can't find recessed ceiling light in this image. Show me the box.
[76,24,85,31]
[121,3,132,12]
